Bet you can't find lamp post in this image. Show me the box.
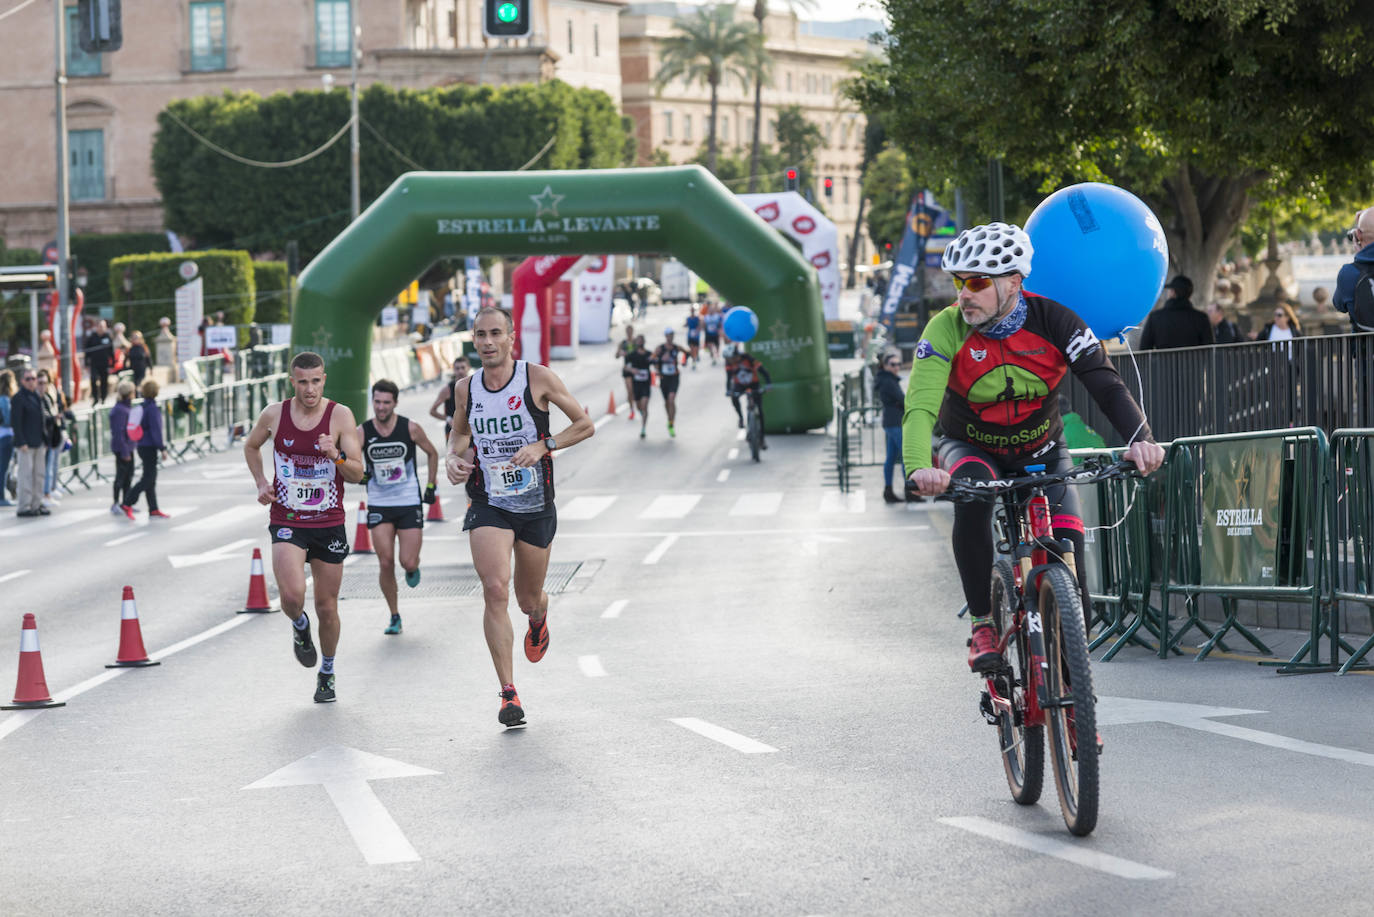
[349,0,360,222]
[53,0,73,402]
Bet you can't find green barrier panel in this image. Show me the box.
[294,166,831,433]
[1328,430,1374,674]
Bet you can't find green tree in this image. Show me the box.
[774,105,823,197]
[862,145,916,254]
[655,5,763,175]
[747,0,814,191]
[851,0,1374,288]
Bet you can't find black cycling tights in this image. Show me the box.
[945,445,1092,633]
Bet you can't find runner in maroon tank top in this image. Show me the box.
[243,351,364,703]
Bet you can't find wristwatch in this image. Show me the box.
[333,450,347,466]
[545,437,558,452]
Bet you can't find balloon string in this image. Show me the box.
[1115,328,1150,445]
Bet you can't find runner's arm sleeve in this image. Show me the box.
[1048,301,1155,445]
[901,310,962,471]
[757,363,772,385]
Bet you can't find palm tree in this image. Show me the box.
[748,0,816,191]
[654,5,762,175]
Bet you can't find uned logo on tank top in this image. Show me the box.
[507,395,523,411]
[473,415,524,435]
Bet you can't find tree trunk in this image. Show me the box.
[847,167,869,290]
[748,7,765,193]
[708,79,719,175]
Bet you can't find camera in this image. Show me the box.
[1347,227,1359,243]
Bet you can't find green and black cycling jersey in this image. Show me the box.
[902,292,1152,470]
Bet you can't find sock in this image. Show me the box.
[293,613,309,631]
[321,655,335,675]
[501,683,517,696]
[970,616,993,631]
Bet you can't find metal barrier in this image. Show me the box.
[834,404,886,493]
[1328,430,1374,674]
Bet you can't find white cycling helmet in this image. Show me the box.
[722,344,739,359]
[941,222,1033,277]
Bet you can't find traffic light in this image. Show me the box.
[784,166,799,192]
[484,0,531,39]
[823,176,834,199]
[76,0,122,53]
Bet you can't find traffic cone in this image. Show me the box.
[353,501,373,554]
[106,586,160,668]
[606,392,617,416]
[2,614,65,709]
[240,547,277,614]
[427,490,445,523]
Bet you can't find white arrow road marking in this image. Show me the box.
[670,718,777,754]
[1099,697,1374,768]
[168,538,257,569]
[244,746,440,866]
[642,534,678,565]
[578,655,607,677]
[104,532,148,547]
[0,569,31,584]
[600,599,628,619]
[0,508,106,535]
[938,817,1173,880]
[172,504,263,532]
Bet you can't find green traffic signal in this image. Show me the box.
[496,2,518,22]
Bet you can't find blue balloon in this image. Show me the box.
[723,306,759,342]
[1023,182,1169,339]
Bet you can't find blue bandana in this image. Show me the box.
[978,292,1028,340]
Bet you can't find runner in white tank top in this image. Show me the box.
[446,307,596,727]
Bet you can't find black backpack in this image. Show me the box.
[1351,262,1374,332]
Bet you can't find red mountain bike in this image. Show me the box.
[946,458,1137,837]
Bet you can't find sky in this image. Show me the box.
[799,0,887,23]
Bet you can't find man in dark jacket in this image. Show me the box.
[1139,275,1214,349]
[10,369,48,516]
[1207,301,1242,344]
[84,319,114,405]
[1334,208,1374,331]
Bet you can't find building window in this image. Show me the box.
[567,20,574,54]
[843,175,850,204]
[664,111,674,139]
[721,116,729,143]
[823,123,832,147]
[69,129,105,201]
[593,23,599,57]
[684,114,692,143]
[190,1,227,71]
[823,75,832,94]
[315,0,351,68]
[65,6,102,76]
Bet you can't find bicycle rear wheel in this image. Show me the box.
[746,408,761,462]
[1040,564,1099,836]
[990,558,1043,805]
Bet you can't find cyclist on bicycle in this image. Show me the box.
[724,345,771,446]
[903,222,1165,673]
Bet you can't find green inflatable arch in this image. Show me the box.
[293,165,832,432]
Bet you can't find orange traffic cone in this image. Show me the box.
[106,585,160,668]
[2,614,65,709]
[240,547,277,614]
[427,490,445,522]
[353,501,373,554]
[606,392,617,416]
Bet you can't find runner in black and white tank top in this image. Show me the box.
[362,416,420,507]
[465,360,554,513]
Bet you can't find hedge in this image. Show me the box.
[107,250,255,340]
[72,232,170,305]
[252,261,291,324]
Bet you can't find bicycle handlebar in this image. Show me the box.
[936,458,1141,503]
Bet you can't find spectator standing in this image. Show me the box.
[10,369,47,517]
[124,378,170,518]
[0,369,14,508]
[36,369,69,506]
[874,351,907,504]
[126,331,152,386]
[1139,275,1214,349]
[1207,302,1242,344]
[110,380,138,516]
[111,322,131,374]
[1257,303,1303,341]
[1334,208,1374,331]
[84,318,114,404]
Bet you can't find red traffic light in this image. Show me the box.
[823,177,833,189]
[786,168,798,180]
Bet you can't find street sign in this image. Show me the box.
[178,260,199,280]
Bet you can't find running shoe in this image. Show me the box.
[639,429,646,439]
[499,686,525,726]
[149,510,171,519]
[314,671,336,703]
[524,615,549,663]
[668,423,676,438]
[967,626,1001,673]
[405,568,421,588]
[293,617,318,668]
[119,504,136,520]
[109,503,123,516]
[384,615,402,635]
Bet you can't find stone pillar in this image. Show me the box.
[155,317,178,380]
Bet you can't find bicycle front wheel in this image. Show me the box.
[1039,564,1099,836]
[991,558,1043,805]
[746,410,761,462]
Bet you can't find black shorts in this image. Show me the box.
[367,504,423,530]
[632,379,652,400]
[687,335,701,347]
[269,523,351,564]
[462,502,557,549]
[705,332,720,345]
[659,374,680,396]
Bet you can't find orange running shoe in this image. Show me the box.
[524,615,549,663]
[499,685,525,726]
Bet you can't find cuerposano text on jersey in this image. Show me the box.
[964,416,1052,450]
[473,415,525,435]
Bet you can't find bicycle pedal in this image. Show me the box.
[978,692,998,725]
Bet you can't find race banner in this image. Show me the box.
[463,256,483,325]
[1200,439,1282,586]
[880,191,951,330]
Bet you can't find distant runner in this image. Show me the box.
[702,304,723,365]
[447,307,595,727]
[429,356,471,441]
[625,334,653,439]
[684,308,703,369]
[652,328,690,437]
[615,323,637,420]
[243,351,364,704]
[360,379,440,636]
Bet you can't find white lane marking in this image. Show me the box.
[670,718,777,754]
[938,817,1173,880]
[558,524,929,539]
[601,599,627,619]
[0,508,106,536]
[727,448,740,460]
[736,430,745,441]
[173,504,263,532]
[716,469,730,483]
[639,494,701,519]
[104,532,148,547]
[149,615,258,662]
[593,413,616,431]
[0,569,31,585]
[642,534,679,565]
[819,490,866,513]
[167,538,257,569]
[561,495,618,520]
[578,655,608,677]
[729,492,783,516]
